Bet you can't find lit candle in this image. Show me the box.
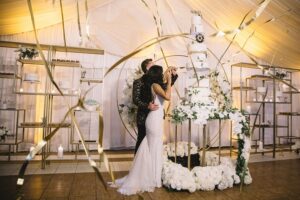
[19,88,23,92]
[58,145,63,159]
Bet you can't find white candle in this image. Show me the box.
[97,144,103,154]
[29,146,35,153]
[246,105,251,113]
[58,145,63,159]
[258,141,263,151]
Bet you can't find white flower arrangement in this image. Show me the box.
[162,149,248,192]
[162,160,196,192]
[170,69,251,192]
[15,46,39,60]
[118,68,143,130]
[164,141,198,157]
[200,151,219,166]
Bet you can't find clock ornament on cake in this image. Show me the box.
[196,33,204,43]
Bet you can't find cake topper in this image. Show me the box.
[191,10,202,17]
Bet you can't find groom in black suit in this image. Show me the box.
[132,58,178,154]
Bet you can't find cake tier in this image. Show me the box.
[188,43,207,54]
[186,77,210,87]
[190,24,204,35]
[191,52,206,61]
[199,78,210,87]
[195,87,210,96]
[185,87,211,97]
[192,15,202,25]
[190,59,208,69]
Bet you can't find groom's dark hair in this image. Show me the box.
[141,58,153,73]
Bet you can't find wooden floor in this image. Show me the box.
[1,159,299,200]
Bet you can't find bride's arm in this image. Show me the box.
[153,75,172,101]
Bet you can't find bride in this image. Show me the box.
[113,65,172,195]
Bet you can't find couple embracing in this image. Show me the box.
[113,59,178,195]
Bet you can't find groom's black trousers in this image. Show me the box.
[134,109,149,154]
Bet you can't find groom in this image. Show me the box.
[132,58,178,154]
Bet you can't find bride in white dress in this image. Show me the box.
[114,65,172,195]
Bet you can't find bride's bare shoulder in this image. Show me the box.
[152,83,162,91]
[152,83,161,88]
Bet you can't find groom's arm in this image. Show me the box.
[132,79,149,110]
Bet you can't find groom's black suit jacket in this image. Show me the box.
[132,73,178,153]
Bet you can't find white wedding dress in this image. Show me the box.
[114,89,164,195]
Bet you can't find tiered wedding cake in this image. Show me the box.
[185,13,213,106]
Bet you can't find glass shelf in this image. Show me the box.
[80,79,103,83]
[253,124,288,128]
[247,75,291,81]
[277,112,300,116]
[246,101,291,104]
[283,91,300,94]
[15,91,79,97]
[18,59,81,68]
[232,86,255,91]
[0,72,21,79]
[0,139,23,145]
[19,122,71,128]
[0,108,25,111]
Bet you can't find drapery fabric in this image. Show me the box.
[0,0,299,68]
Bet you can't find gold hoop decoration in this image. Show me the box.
[113,31,232,145]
